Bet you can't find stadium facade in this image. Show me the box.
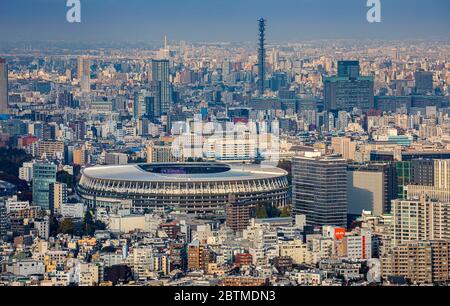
[77,163,289,215]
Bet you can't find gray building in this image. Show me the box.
[374,96,412,113]
[148,59,171,115]
[411,159,434,186]
[323,61,374,111]
[77,56,91,93]
[105,152,128,165]
[293,154,347,227]
[414,70,433,95]
[347,163,397,216]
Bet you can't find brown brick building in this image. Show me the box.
[382,240,450,284]
[187,240,215,271]
[225,195,255,233]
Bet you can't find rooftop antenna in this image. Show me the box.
[258,18,266,96]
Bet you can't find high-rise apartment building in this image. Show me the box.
[382,241,450,284]
[0,58,8,114]
[225,195,255,233]
[32,163,57,210]
[49,182,68,215]
[434,159,450,190]
[73,147,88,166]
[323,61,374,111]
[292,153,347,227]
[391,195,450,246]
[187,240,214,271]
[19,162,34,182]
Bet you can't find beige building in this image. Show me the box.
[279,239,313,265]
[147,143,180,163]
[405,185,450,203]
[391,195,450,246]
[347,163,397,216]
[347,169,384,216]
[434,159,450,190]
[49,182,67,214]
[78,263,100,286]
[73,147,88,166]
[37,140,64,159]
[331,137,356,161]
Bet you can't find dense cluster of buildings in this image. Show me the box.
[0,24,449,286]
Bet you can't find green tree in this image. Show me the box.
[0,148,32,176]
[58,219,75,235]
[57,170,75,189]
[256,204,268,219]
[280,206,290,217]
[83,210,106,236]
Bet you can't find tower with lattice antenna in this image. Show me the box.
[257,18,266,96]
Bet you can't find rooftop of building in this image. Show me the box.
[81,162,287,183]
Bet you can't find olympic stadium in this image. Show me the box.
[77,162,289,215]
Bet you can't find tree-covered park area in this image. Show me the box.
[0,148,33,200]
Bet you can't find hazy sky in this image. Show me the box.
[0,0,449,43]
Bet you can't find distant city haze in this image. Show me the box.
[0,0,449,42]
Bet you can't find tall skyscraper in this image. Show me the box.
[148,81,162,117]
[293,153,348,227]
[133,91,146,119]
[32,163,57,210]
[77,56,91,93]
[144,96,156,121]
[148,59,171,115]
[323,60,374,111]
[0,58,8,114]
[257,18,266,96]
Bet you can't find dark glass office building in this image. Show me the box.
[293,155,347,228]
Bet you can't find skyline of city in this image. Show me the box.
[0,0,449,43]
[0,0,449,293]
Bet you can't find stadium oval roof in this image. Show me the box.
[81,162,287,183]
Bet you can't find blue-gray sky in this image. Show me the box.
[0,0,449,42]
